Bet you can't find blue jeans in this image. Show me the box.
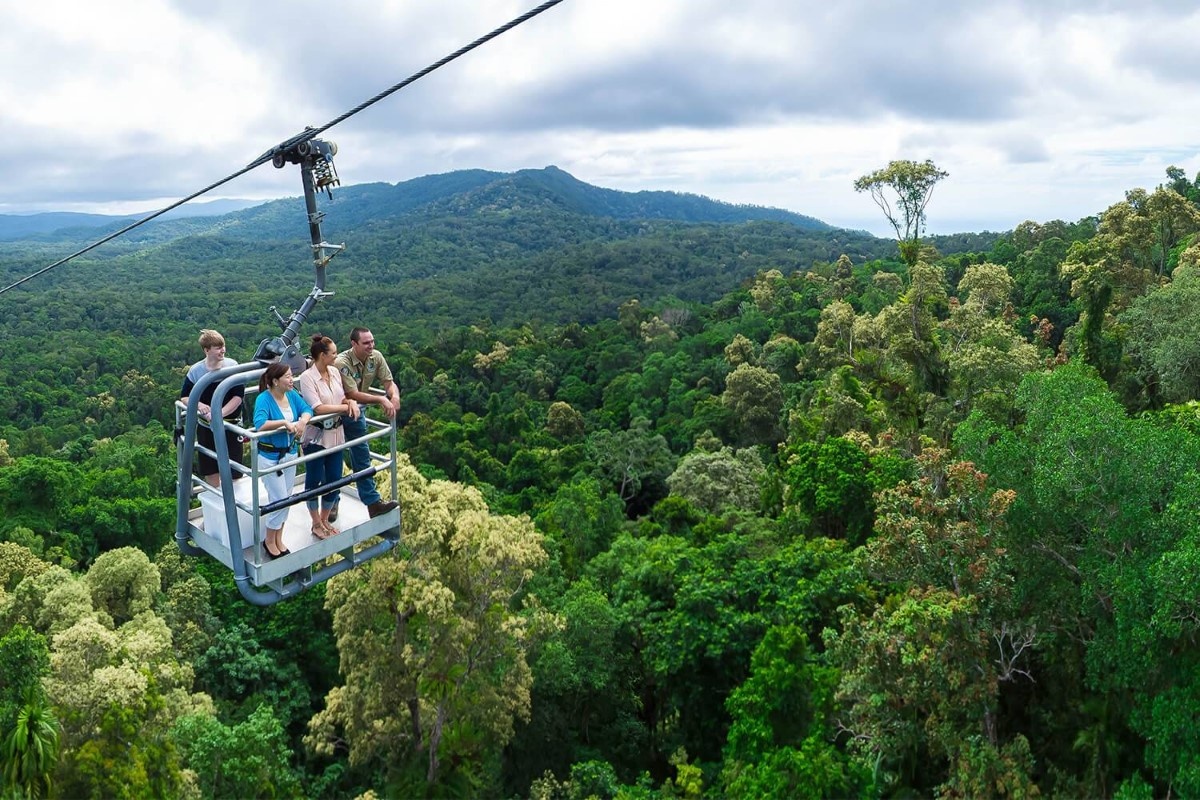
[341,415,381,506]
[303,443,343,510]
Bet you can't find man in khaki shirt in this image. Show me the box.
[330,326,400,519]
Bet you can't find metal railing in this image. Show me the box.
[174,364,400,604]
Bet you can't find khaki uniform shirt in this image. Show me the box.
[335,349,393,397]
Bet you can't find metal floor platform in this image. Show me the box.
[187,474,400,586]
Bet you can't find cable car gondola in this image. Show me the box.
[173,138,400,605]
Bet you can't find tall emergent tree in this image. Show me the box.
[854,159,949,266]
[307,456,549,789]
[827,448,1037,795]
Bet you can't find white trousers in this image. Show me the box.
[256,452,297,530]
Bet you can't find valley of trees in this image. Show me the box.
[3,163,1200,797]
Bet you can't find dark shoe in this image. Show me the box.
[265,544,291,559]
[328,506,338,523]
[368,500,398,518]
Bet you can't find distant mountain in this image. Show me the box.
[397,166,835,229]
[11,167,835,246]
[0,198,263,242]
[0,212,138,241]
[156,198,266,220]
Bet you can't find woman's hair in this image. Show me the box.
[199,329,225,349]
[310,333,336,360]
[259,362,291,393]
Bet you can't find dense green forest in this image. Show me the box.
[2,163,1200,798]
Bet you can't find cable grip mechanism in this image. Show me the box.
[270,132,340,198]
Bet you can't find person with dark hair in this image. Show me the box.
[332,327,399,520]
[253,362,313,558]
[299,334,359,539]
[181,329,245,487]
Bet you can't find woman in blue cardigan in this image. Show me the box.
[253,362,313,558]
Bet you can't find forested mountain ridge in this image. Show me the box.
[6,165,833,247]
[0,166,995,337]
[12,162,1200,798]
[414,165,838,227]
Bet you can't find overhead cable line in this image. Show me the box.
[0,0,566,298]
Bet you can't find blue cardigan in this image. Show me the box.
[253,389,314,452]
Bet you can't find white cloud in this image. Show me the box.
[3,2,276,146]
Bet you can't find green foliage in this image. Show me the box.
[1005,227,1079,345]
[0,544,50,597]
[3,566,95,637]
[1,688,59,800]
[193,621,313,731]
[172,704,302,799]
[827,449,1034,794]
[584,526,861,781]
[588,418,675,514]
[567,760,621,799]
[721,626,867,799]
[955,362,1200,793]
[153,545,219,664]
[1121,264,1200,405]
[534,480,625,582]
[0,626,49,735]
[3,550,210,799]
[84,547,160,626]
[779,436,903,545]
[57,686,185,800]
[0,458,80,555]
[509,580,645,794]
[939,735,1040,799]
[0,429,175,566]
[545,401,585,441]
[721,364,784,445]
[665,445,764,516]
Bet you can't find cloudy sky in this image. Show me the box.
[3,0,1199,236]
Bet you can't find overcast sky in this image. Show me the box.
[3,0,1199,236]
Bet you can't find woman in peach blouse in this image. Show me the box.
[299,334,360,539]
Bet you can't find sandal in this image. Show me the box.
[312,523,330,540]
[322,520,339,537]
